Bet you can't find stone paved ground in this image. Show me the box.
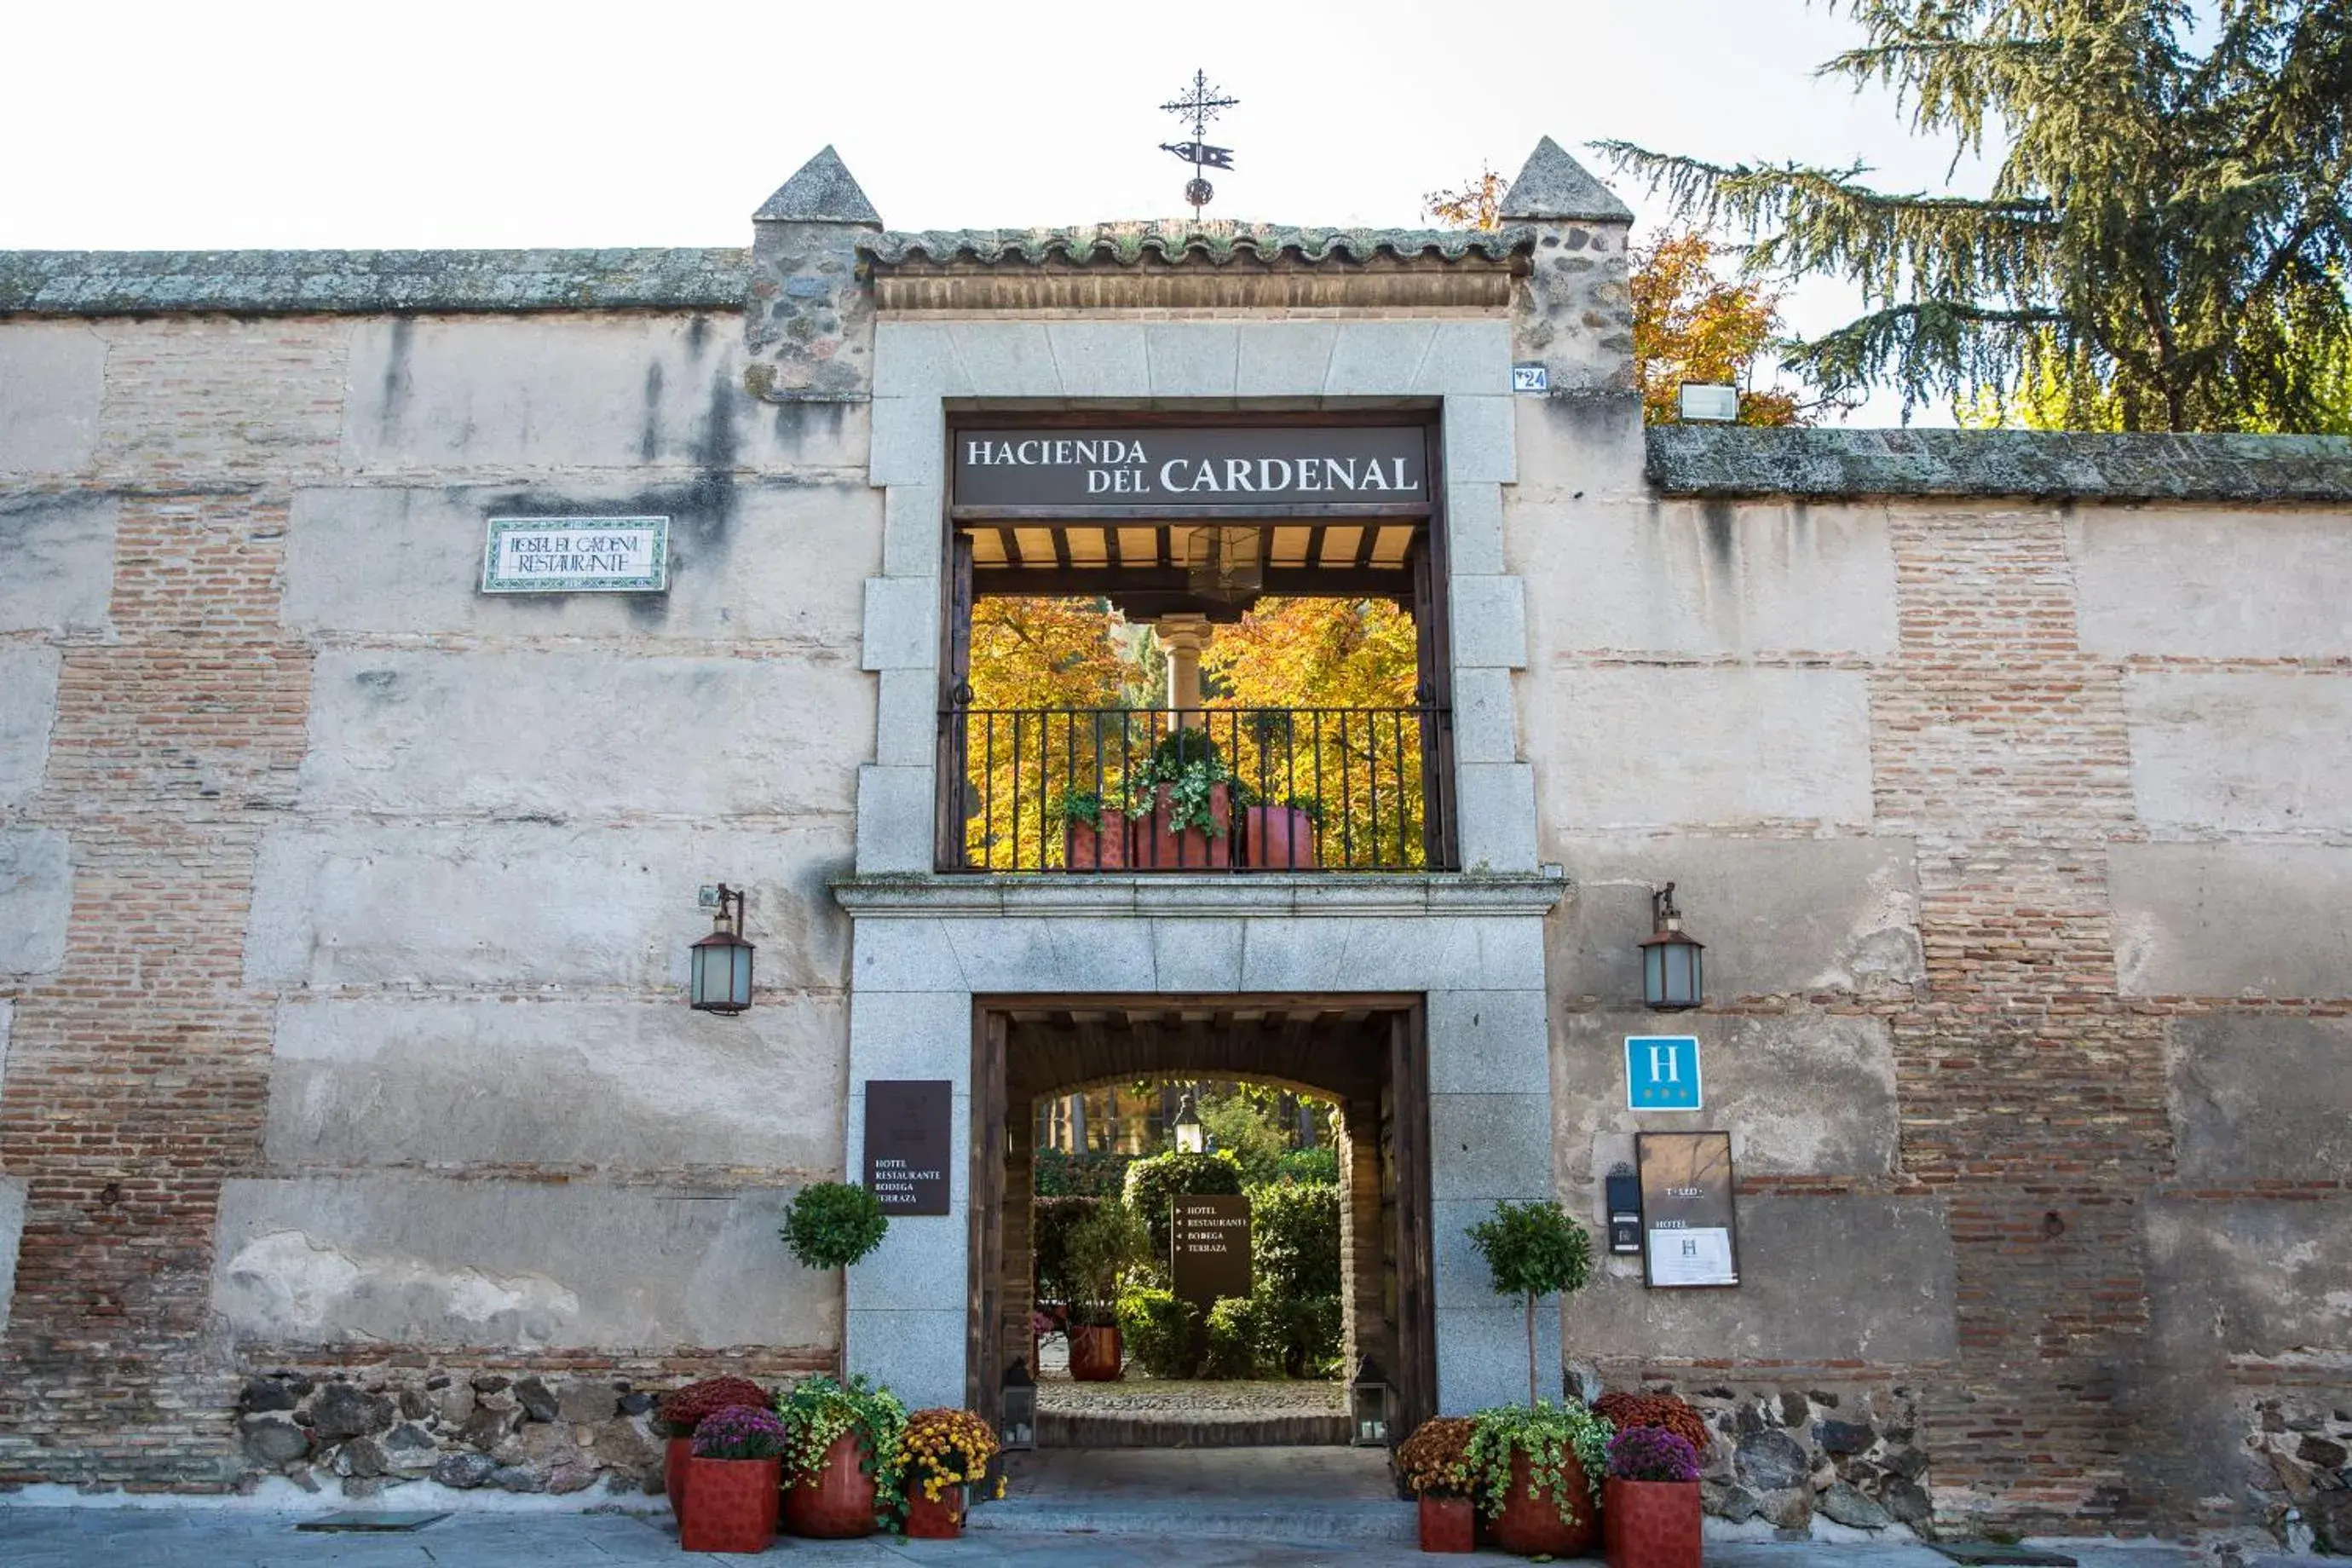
[0,1505,2337,1568]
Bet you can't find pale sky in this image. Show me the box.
[2,0,1986,424]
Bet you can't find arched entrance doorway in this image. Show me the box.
[966,994,1437,1446]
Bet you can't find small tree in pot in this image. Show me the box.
[781,1181,890,1381]
[1060,1202,1150,1381]
[1466,1200,1594,1407]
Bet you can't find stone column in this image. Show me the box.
[1156,614,1213,729]
[1497,135,1636,396]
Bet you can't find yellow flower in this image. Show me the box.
[994,1477,1008,1500]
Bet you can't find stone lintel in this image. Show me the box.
[831,871,1568,921]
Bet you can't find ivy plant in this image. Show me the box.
[775,1375,909,1528]
[1464,1400,1614,1524]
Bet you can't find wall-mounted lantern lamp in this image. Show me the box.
[999,1359,1037,1452]
[689,884,755,1013]
[1172,1091,1205,1155]
[1350,1355,1394,1446]
[1638,882,1704,1012]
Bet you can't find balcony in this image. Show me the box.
[939,704,1452,873]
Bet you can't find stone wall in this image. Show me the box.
[0,307,871,1490]
[1536,418,2352,1539]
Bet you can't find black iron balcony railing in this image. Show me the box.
[939,705,1452,873]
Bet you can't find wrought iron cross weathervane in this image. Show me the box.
[1159,69,1237,219]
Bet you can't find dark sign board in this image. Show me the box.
[954,426,1427,512]
[1636,1131,1738,1288]
[864,1080,952,1216]
[1170,1193,1253,1306]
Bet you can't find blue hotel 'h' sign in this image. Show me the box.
[1625,1035,1703,1110]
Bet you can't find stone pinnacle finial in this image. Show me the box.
[1499,135,1634,223]
[753,146,882,226]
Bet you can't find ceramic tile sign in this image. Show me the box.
[481,516,668,593]
[1625,1035,1703,1111]
[1170,1193,1253,1306]
[1636,1130,1739,1288]
[864,1079,952,1216]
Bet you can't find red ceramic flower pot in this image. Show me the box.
[783,1430,879,1539]
[1604,1478,1702,1568]
[904,1486,965,1539]
[1242,804,1320,869]
[1138,782,1230,869]
[678,1456,781,1554]
[1064,817,1129,871]
[1067,1323,1123,1381]
[664,1435,693,1522]
[1488,1449,1598,1558]
[1417,1493,1477,1553]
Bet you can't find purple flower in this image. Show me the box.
[1606,1426,1703,1484]
[692,1404,788,1461]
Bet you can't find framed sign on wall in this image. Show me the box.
[1635,1130,1739,1288]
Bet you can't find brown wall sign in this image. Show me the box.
[1635,1130,1739,1288]
[1170,1193,1254,1306]
[954,426,1428,513]
[864,1080,952,1216]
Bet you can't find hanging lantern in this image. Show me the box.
[1185,526,1263,602]
[1172,1091,1205,1155]
[1349,1355,1393,1446]
[1637,881,1704,1012]
[689,884,755,1013]
[999,1359,1037,1452]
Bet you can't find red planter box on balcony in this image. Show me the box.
[1064,816,1129,871]
[1242,804,1319,869]
[1136,782,1230,869]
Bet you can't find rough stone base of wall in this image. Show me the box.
[2239,1393,2352,1554]
[0,1351,833,1502]
[1594,1369,1932,1541]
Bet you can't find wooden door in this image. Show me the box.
[1388,1003,1438,1433]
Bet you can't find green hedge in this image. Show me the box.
[1114,1288,1201,1378]
[1121,1152,1245,1262]
[1249,1180,1341,1300]
[1272,1146,1340,1185]
[1035,1148,1135,1198]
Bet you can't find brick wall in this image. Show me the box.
[1871,502,2174,1528]
[0,488,311,1487]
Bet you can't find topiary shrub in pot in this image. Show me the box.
[777,1375,907,1539]
[1466,1399,1614,1558]
[781,1181,890,1381]
[1466,1199,1595,1408]
[1061,1202,1150,1381]
[654,1376,770,1525]
[679,1404,788,1554]
[1602,1427,1704,1568]
[1398,1415,1481,1554]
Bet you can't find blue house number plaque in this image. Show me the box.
[1624,1035,1703,1111]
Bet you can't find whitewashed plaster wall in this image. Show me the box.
[227,312,877,1354]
